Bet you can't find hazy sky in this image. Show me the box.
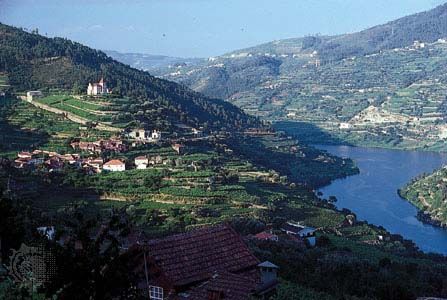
[0,0,444,57]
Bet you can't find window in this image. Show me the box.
[149,286,163,300]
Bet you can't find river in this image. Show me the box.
[317,145,447,255]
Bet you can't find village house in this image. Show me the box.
[15,151,45,168]
[71,141,101,153]
[254,231,279,242]
[129,224,279,300]
[18,151,32,159]
[60,154,81,166]
[281,222,317,246]
[26,90,43,101]
[134,156,149,170]
[171,143,185,155]
[148,155,164,166]
[14,157,32,169]
[45,156,65,172]
[126,129,162,143]
[103,159,126,172]
[102,139,127,152]
[191,128,203,137]
[83,157,103,169]
[71,139,126,154]
[87,78,109,96]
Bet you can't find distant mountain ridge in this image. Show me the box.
[104,50,204,72]
[152,2,447,150]
[221,2,447,61]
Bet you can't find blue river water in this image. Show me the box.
[317,145,447,255]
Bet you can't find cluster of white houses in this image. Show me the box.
[14,150,126,174]
[14,140,186,174]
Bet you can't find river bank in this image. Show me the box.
[316,145,447,254]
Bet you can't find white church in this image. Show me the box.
[87,78,109,96]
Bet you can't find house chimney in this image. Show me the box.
[258,261,279,286]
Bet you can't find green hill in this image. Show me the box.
[0,23,260,132]
[400,167,447,227]
[152,3,447,150]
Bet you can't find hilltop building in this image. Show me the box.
[87,78,109,96]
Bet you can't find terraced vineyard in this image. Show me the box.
[156,37,447,150]
[0,73,9,89]
[0,97,110,157]
[38,139,359,237]
[33,95,127,127]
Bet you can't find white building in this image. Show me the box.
[26,91,43,101]
[127,129,162,143]
[103,159,126,172]
[339,122,352,129]
[413,41,425,49]
[135,156,149,169]
[137,164,148,170]
[151,130,162,141]
[87,78,109,96]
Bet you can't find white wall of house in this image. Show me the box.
[103,164,126,172]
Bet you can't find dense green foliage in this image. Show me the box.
[400,167,447,226]
[0,23,260,131]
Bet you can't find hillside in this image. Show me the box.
[400,167,447,227]
[151,3,447,150]
[104,50,204,72]
[0,23,259,132]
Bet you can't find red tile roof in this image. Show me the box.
[254,231,278,241]
[186,271,258,300]
[104,159,125,166]
[134,156,147,161]
[145,224,259,287]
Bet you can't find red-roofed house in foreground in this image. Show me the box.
[128,224,278,299]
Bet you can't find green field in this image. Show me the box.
[0,97,110,156]
[35,95,128,127]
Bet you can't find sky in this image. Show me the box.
[0,0,445,57]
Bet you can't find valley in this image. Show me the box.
[2,3,447,298]
[147,3,447,151]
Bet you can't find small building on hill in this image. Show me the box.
[171,143,185,155]
[103,159,126,172]
[254,231,279,242]
[129,224,279,299]
[87,78,109,96]
[281,222,317,247]
[26,91,43,101]
[126,129,162,143]
[134,156,149,169]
